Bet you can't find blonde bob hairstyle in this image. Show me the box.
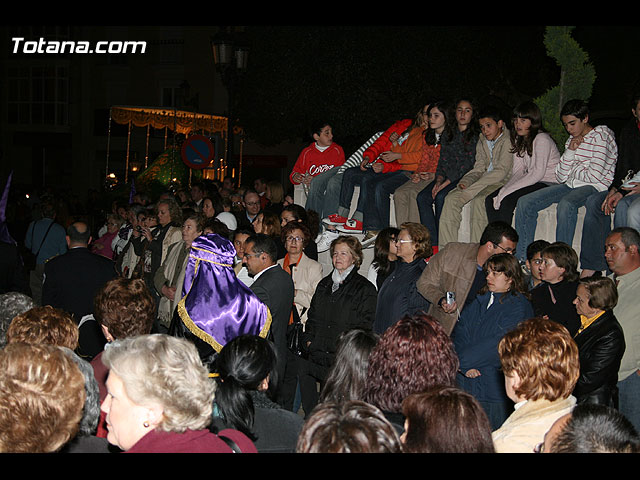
[498,317,579,402]
[101,334,215,433]
[330,235,364,269]
[0,343,85,453]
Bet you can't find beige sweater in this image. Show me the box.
[492,396,576,453]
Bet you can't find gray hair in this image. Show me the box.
[101,334,215,432]
[60,347,101,436]
[0,292,35,348]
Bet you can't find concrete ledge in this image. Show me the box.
[294,184,592,276]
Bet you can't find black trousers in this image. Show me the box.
[485,182,548,225]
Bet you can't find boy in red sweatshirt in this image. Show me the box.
[290,122,345,222]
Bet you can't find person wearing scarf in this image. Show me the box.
[297,235,377,417]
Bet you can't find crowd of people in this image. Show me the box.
[0,91,639,454]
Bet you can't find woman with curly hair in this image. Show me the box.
[363,313,459,433]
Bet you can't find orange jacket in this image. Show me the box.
[380,126,426,173]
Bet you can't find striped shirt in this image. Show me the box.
[555,125,618,191]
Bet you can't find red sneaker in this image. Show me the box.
[337,219,363,233]
[324,214,349,225]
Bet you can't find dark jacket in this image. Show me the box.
[373,257,430,334]
[573,309,626,408]
[303,267,377,368]
[250,265,295,381]
[531,280,581,336]
[210,390,304,453]
[42,247,116,360]
[610,117,640,193]
[453,290,534,404]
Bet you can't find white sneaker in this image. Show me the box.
[361,230,379,249]
[316,229,340,253]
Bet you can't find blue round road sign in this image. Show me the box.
[181,135,215,169]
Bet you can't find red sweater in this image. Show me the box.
[363,118,413,164]
[126,428,257,453]
[290,142,345,184]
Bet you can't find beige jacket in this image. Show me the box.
[492,396,576,453]
[416,242,480,335]
[456,129,513,203]
[278,253,323,324]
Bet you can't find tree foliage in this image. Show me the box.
[535,26,596,148]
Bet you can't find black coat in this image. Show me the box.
[210,390,304,453]
[531,279,581,336]
[302,267,377,368]
[573,309,626,408]
[42,247,116,359]
[250,265,295,381]
[373,257,430,335]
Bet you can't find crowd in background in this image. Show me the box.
[0,91,639,454]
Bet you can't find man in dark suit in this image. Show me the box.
[42,221,116,359]
[244,233,294,404]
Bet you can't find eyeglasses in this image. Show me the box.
[245,201,261,207]
[286,236,303,243]
[243,252,261,259]
[395,239,413,244]
[493,243,515,254]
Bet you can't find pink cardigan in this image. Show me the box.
[492,132,560,209]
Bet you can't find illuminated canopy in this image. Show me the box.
[110,105,228,136]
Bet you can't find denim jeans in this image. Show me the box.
[615,193,640,230]
[618,371,640,433]
[580,190,611,271]
[305,167,342,220]
[514,184,596,261]
[416,179,458,246]
[363,171,410,230]
[336,167,377,220]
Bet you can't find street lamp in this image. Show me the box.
[211,32,249,178]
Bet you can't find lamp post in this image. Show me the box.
[211,32,249,179]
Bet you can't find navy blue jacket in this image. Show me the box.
[452,290,533,404]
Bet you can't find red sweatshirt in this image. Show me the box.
[290,142,345,184]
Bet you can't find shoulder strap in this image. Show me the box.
[218,434,242,453]
[35,219,55,256]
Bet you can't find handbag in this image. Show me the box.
[286,305,307,358]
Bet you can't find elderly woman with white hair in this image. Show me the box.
[100,334,257,453]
